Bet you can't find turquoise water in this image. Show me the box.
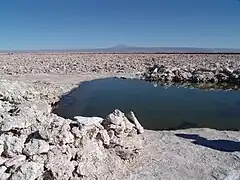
[53,78,240,130]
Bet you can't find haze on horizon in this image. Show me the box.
[0,0,240,50]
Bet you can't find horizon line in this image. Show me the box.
[1,45,240,52]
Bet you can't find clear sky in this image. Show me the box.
[0,0,240,50]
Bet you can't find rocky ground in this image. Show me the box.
[0,53,240,75]
[0,80,145,179]
[0,53,240,180]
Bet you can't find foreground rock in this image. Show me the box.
[0,80,143,179]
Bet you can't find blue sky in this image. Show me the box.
[0,0,240,50]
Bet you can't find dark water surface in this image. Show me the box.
[53,78,240,130]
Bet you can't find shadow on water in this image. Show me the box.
[175,133,240,152]
[52,77,240,131]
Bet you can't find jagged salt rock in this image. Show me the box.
[0,166,7,177]
[106,109,125,125]
[9,162,44,180]
[0,139,4,155]
[223,66,234,75]
[99,130,110,146]
[0,116,32,132]
[23,139,49,156]
[107,130,115,139]
[215,62,220,68]
[31,154,48,164]
[74,142,109,178]
[71,127,82,138]
[181,72,192,80]
[5,155,26,168]
[108,124,118,129]
[45,146,75,179]
[74,116,104,126]
[3,135,25,157]
[127,111,144,134]
[76,162,88,176]
[115,148,136,160]
[39,119,74,145]
[0,157,8,165]
[2,173,11,180]
[32,100,51,114]
[114,122,126,136]
[123,117,135,132]
[153,68,158,73]
[231,73,239,79]
[192,74,205,82]
[0,105,40,132]
[109,136,123,147]
[171,67,179,72]
[0,101,4,113]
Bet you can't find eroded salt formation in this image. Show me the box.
[0,80,143,180]
[142,64,240,89]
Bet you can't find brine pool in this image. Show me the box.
[53,78,240,131]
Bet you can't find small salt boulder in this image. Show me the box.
[0,139,4,155]
[1,173,11,180]
[23,139,49,156]
[5,155,26,168]
[98,130,110,146]
[74,116,104,126]
[223,66,234,75]
[0,157,8,165]
[39,118,74,145]
[9,162,44,180]
[0,116,27,132]
[153,68,158,73]
[0,166,7,177]
[126,111,144,134]
[123,117,135,132]
[106,109,125,125]
[107,130,115,139]
[3,135,25,157]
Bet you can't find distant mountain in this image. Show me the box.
[1,45,240,53]
[96,45,240,53]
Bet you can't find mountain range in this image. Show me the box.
[1,45,240,53]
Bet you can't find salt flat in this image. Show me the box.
[0,53,239,180]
